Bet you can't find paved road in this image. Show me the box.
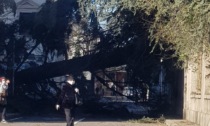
[2,114,166,126]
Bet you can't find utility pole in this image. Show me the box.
[159,58,163,97]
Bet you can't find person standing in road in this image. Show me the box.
[56,75,79,126]
[0,77,10,123]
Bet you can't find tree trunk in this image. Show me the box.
[15,47,133,84]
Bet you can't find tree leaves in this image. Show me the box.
[78,0,210,67]
[0,0,16,15]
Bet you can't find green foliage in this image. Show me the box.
[78,0,164,84]
[78,0,210,66]
[139,0,210,66]
[0,0,16,15]
[33,0,80,54]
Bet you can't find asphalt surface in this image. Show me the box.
[1,111,198,126]
[1,113,166,126]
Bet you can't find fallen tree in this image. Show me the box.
[15,46,133,84]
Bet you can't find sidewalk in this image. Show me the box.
[165,119,199,126]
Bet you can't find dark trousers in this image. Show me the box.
[64,108,75,126]
[0,105,6,120]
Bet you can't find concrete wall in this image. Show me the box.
[184,53,210,126]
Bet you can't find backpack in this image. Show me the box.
[75,93,83,106]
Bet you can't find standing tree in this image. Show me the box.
[0,0,16,15]
[78,0,210,66]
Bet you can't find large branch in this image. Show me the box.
[15,47,133,84]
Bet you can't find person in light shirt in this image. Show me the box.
[0,77,10,123]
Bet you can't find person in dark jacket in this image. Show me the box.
[56,75,79,126]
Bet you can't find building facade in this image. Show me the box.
[94,65,127,96]
[15,0,45,19]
